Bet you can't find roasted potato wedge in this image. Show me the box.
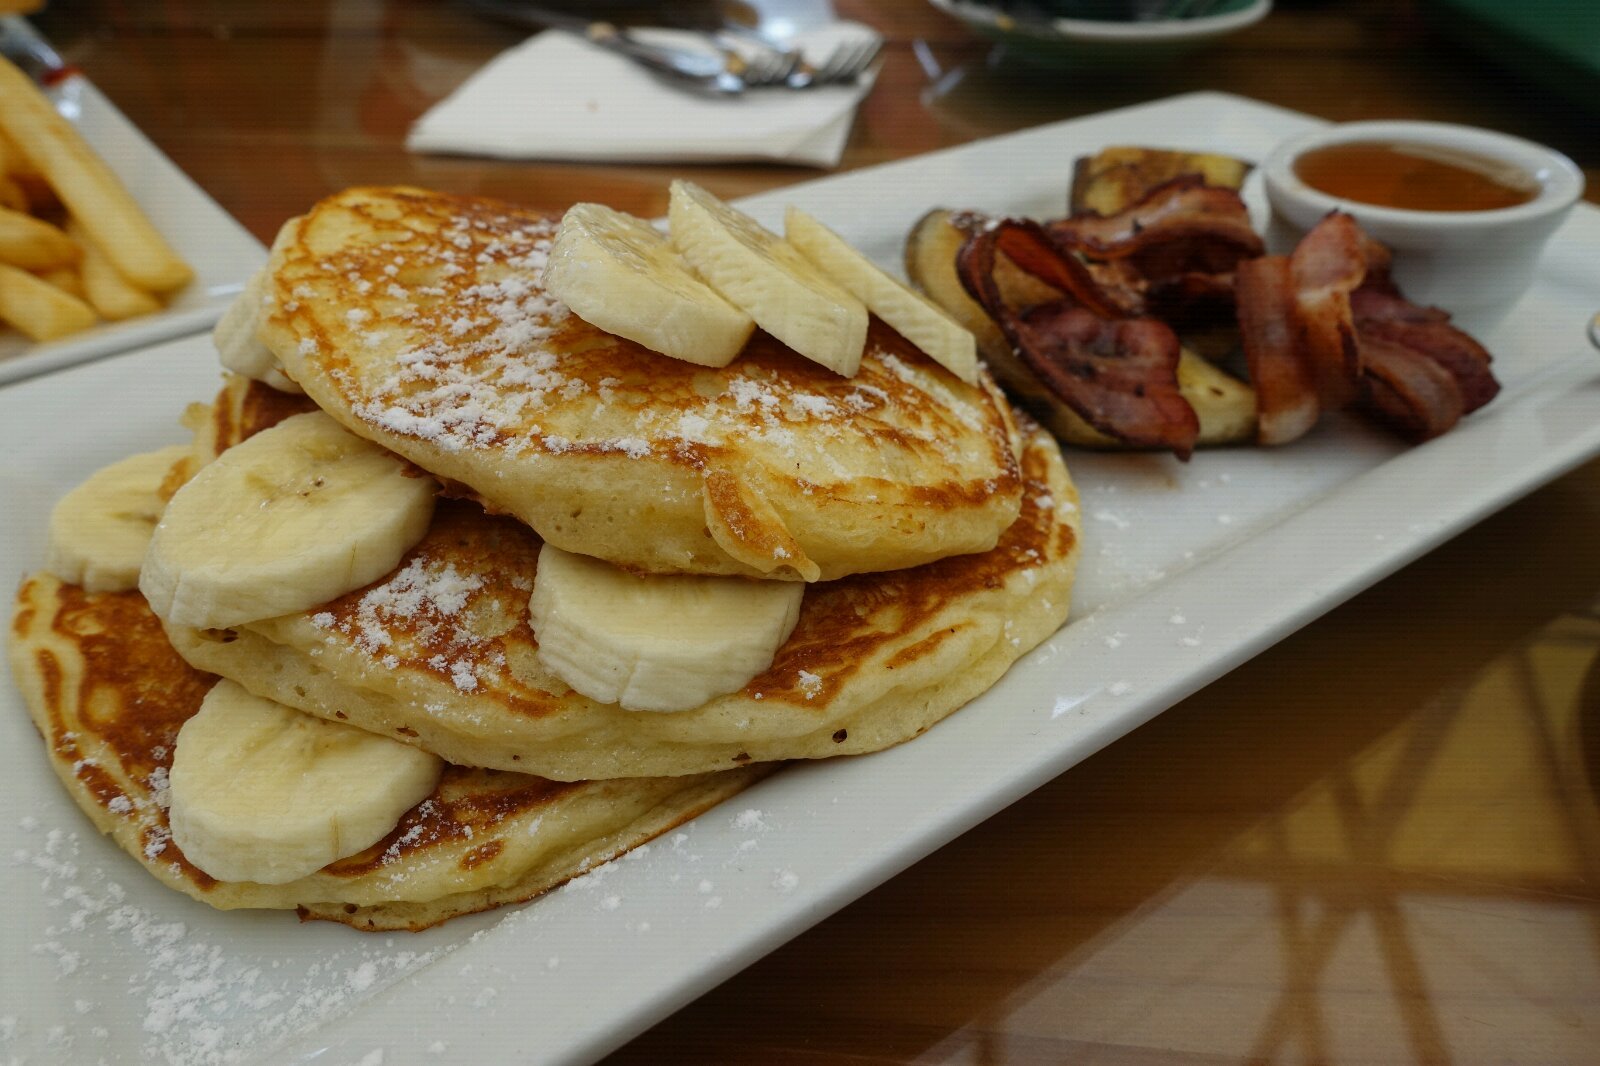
[1069,146,1252,215]
[905,208,1256,449]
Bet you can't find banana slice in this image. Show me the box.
[529,544,804,713]
[214,268,303,394]
[668,180,868,376]
[785,207,979,385]
[141,411,437,629]
[45,445,191,594]
[169,680,443,885]
[544,202,755,367]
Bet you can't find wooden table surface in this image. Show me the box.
[39,1,1600,1062]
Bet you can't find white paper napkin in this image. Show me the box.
[407,21,882,168]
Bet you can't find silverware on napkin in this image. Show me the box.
[462,0,749,94]
[461,0,881,94]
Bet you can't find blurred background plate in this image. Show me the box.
[927,0,1271,69]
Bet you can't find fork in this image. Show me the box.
[714,36,881,90]
[462,0,878,93]
[780,38,883,89]
[722,42,800,89]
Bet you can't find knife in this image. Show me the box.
[460,0,747,95]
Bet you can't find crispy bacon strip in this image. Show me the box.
[1351,287,1500,413]
[1047,176,1265,277]
[1144,269,1240,330]
[1275,215,1499,440]
[957,220,1199,459]
[1359,334,1465,442]
[1289,212,1367,408]
[1358,235,1396,292]
[1236,255,1318,446]
[984,218,1130,319]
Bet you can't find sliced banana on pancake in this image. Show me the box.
[785,207,979,386]
[169,679,443,885]
[545,202,755,368]
[529,543,804,713]
[141,411,437,629]
[668,179,868,376]
[45,444,191,594]
[214,267,303,394]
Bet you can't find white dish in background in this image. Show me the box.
[2,92,1599,1066]
[0,74,264,386]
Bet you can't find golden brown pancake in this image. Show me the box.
[8,574,767,931]
[166,413,1080,781]
[258,186,1024,582]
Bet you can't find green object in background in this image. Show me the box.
[1428,0,1600,114]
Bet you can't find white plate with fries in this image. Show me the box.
[0,65,264,386]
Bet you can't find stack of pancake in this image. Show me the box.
[9,186,1081,931]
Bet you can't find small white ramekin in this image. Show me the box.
[1262,120,1584,309]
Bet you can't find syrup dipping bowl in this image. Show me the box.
[1263,120,1584,310]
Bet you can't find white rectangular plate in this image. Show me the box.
[0,74,265,386]
[3,92,1599,1066]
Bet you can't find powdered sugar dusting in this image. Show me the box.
[276,194,1012,491]
[8,819,451,1066]
[313,555,498,692]
[295,206,578,454]
[8,679,798,1064]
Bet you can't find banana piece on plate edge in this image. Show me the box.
[903,208,1256,449]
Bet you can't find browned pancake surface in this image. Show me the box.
[170,416,1079,780]
[261,187,1024,581]
[10,576,764,929]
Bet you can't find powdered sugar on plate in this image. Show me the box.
[3,796,796,1065]
[7,817,454,1066]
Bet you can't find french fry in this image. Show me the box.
[0,57,192,293]
[0,261,96,340]
[0,124,41,181]
[13,172,56,214]
[70,220,161,320]
[0,205,78,271]
[38,266,85,301]
[0,175,26,212]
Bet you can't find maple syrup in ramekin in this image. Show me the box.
[1292,141,1538,212]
